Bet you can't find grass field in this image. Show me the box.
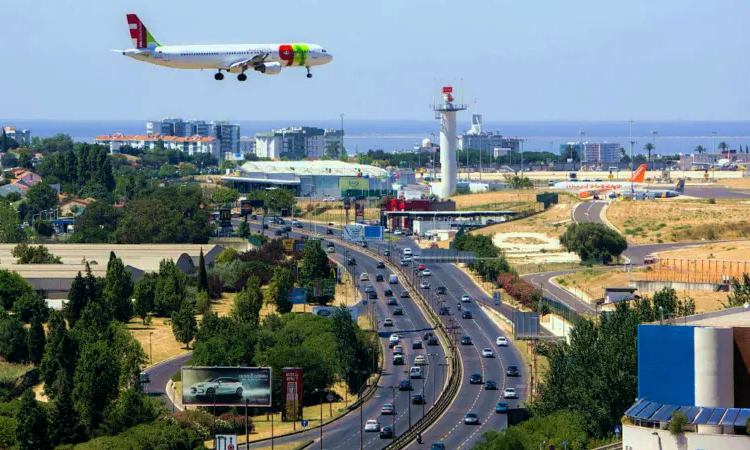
[0,363,32,388]
[656,241,750,262]
[473,202,575,240]
[607,199,750,244]
[714,177,750,189]
[450,190,541,208]
[127,316,191,367]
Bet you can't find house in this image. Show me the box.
[604,287,638,304]
[59,198,93,217]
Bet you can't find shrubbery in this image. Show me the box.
[496,273,541,310]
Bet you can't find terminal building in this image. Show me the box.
[622,307,750,449]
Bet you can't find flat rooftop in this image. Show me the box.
[236,160,389,177]
[650,305,750,327]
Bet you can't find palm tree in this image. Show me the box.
[718,141,729,153]
[695,145,706,154]
[643,143,655,170]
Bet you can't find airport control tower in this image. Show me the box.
[431,86,467,199]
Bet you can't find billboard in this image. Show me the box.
[339,177,370,192]
[181,367,272,407]
[343,225,364,242]
[215,435,237,450]
[282,238,295,253]
[240,201,253,216]
[363,226,383,241]
[281,368,303,422]
[288,287,307,305]
[312,306,358,321]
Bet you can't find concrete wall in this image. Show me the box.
[694,327,734,407]
[540,314,573,344]
[623,424,750,450]
[631,280,720,294]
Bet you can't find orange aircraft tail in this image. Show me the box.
[626,164,647,183]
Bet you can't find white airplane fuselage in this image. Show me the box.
[552,180,645,191]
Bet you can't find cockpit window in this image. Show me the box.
[321,49,327,53]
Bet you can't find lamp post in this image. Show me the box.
[578,130,585,171]
[629,120,635,193]
[149,332,153,365]
[712,131,717,154]
[651,130,658,170]
[340,114,345,158]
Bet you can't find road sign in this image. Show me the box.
[301,420,309,428]
[327,394,334,402]
[219,208,232,228]
[614,425,621,434]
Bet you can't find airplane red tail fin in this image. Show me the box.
[126,14,161,49]
[627,164,647,183]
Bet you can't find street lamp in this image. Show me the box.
[578,130,585,171]
[712,131,717,154]
[629,120,635,193]
[650,130,658,170]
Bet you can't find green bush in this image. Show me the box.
[0,415,16,448]
[669,411,687,436]
[708,198,716,204]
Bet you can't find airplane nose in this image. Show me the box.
[325,52,333,62]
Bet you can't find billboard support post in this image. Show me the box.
[245,399,249,448]
[271,412,274,449]
[319,392,323,450]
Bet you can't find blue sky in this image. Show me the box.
[1,0,748,121]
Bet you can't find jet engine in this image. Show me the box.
[254,62,282,75]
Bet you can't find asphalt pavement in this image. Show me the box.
[143,353,191,412]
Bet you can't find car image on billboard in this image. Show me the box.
[182,367,272,407]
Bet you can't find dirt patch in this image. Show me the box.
[474,203,575,241]
[505,236,548,245]
[715,178,750,189]
[656,241,750,261]
[451,190,540,208]
[607,199,750,244]
[557,269,635,301]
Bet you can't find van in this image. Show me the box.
[389,274,399,284]
[409,366,423,379]
[403,248,412,256]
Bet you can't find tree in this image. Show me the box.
[324,141,340,160]
[133,273,157,324]
[100,388,158,436]
[651,286,678,317]
[620,148,631,164]
[695,145,706,154]
[178,162,197,177]
[0,316,28,363]
[153,259,188,316]
[103,254,134,322]
[644,142,654,169]
[66,271,88,328]
[39,310,77,397]
[0,130,6,153]
[197,248,209,293]
[0,202,26,243]
[12,244,62,264]
[49,370,82,446]
[560,222,628,264]
[263,188,296,215]
[11,292,49,323]
[24,182,59,221]
[171,301,197,349]
[158,163,177,178]
[298,241,334,303]
[723,273,750,308]
[236,220,251,238]
[193,152,218,169]
[33,220,54,237]
[718,141,729,152]
[0,270,35,311]
[211,186,241,207]
[27,314,45,365]
[195,290,211,316]
[15,389,50,450]
[265,265,294,314]
[73,340,121,436]
[231,276,264,326]
[220,159,237,172]
[1,152,18,169]
[68,201,121,243]
[17,151,32,169]
[473,410,589,450]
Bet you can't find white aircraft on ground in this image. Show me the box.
[553,164,647,198]
[115,14,333,81]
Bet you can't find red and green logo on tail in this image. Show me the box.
[126,14,161,49]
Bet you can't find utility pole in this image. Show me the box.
[651,130,658,171]
[340,113,345,159]
[629,120,635,193]
[578,130,585,171]
[712,131,717,154]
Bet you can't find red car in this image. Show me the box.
[417,264,426,271]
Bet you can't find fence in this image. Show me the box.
[643,258,750,284]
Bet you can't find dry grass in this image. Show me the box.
[655,241,750,261]
[505,237,548,245]
[127,316,191,366]
[512,262,582,275]
[451,190,541,208]
[680,291,729,313]
[607,199,750,244]
[715,177,750,189]
[557,269,634,302]
[473,203,575,240]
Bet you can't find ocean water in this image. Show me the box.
[2,119,749,156]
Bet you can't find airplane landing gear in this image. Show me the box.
[306,66,312,78]
[238,73,247,81]
[214,71,224,81]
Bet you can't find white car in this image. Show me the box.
[383,318,394,327]
[365,419,380,432]
[360,273,369,281]
[188,377,244,399]
[323,196,336,202]
[326,246,335,253]
[414,355,426,365]
[421,269,431,277]
[503,388,518,399]
[420,280,430,289]
[394,229,403,236]
[389,334,399,345]
[482,348,494,358]
[496,336,508,347]
[461,295,471,303]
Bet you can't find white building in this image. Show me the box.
[94,134,219,160]
[255,133,282,159]
[581,142,620,164]
[3,126,31,147]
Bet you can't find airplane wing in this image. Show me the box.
[228,52,269,70]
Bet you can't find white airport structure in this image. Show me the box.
[431,86,466,199]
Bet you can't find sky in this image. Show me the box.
[1,0,749,121]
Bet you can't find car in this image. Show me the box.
[326,229,334,235]
[495,401,509,413]
[398,380,412,391]
[323,196,336,202]
[393,346,404,355]
[482,348,494,358]
[277,218,286,225]
[506,365,519,377]
[377,261,386,269]
[361,242,368,249]
[326,241,335,247]
[430,444,446,450]
[400,259,410,266]
[420,280,430,289]
[250,214,257,220]
[427,336,438,346]
[403,255,412,261]
[284,225,292,232]
[368,292,378,300]
[417,264,426,271]
[462,310,473,319]
[379,426,394,439]
[393,307,404,315]
[503,387,518,399]
[364,285,375,293]
[412,393,425,404]
[389,274,399,284]
[384,288,393,296]
[485,380,497,390]
[294,222,303,228]
[274,230,282,236]
[389,334,399,345]
[380,403,395,415]
[387,298,398,306]
[409,366,423,379]
[393,229,403,236]
[469,373,483,384]
[188,376,244,399]
[496,336,508,347]
[414,355,426,365]
[403,248,412,256]
[423,331,433,340]
[461,335,472,345]
[383,318,393,327]
[461,294,471,303]
[375,274,384,282]
[326,246,335,253]
[400,291,410,298]
[365,419,380,432]
[392,354,404,365]
[421,269,432,277]
[360,273,369,281]
[464,412,479,425]
[436,286,447,295]
[412,339,422,349]
[348,258,356,265]
[384,250,391,256]
[438,306,449,315]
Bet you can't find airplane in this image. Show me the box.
[116,14,333,81]
[616,179,685,199]
[553,164,647,197]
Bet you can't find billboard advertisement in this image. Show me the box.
[339,177,370,192]
[181,367,272,407]
[288,287,307,305]
[343,225,364,242]
[281,368,303,422]
[363,226,383,241]
[282,238,295,253]
[215,435,237,450]
[312,306,358,321]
